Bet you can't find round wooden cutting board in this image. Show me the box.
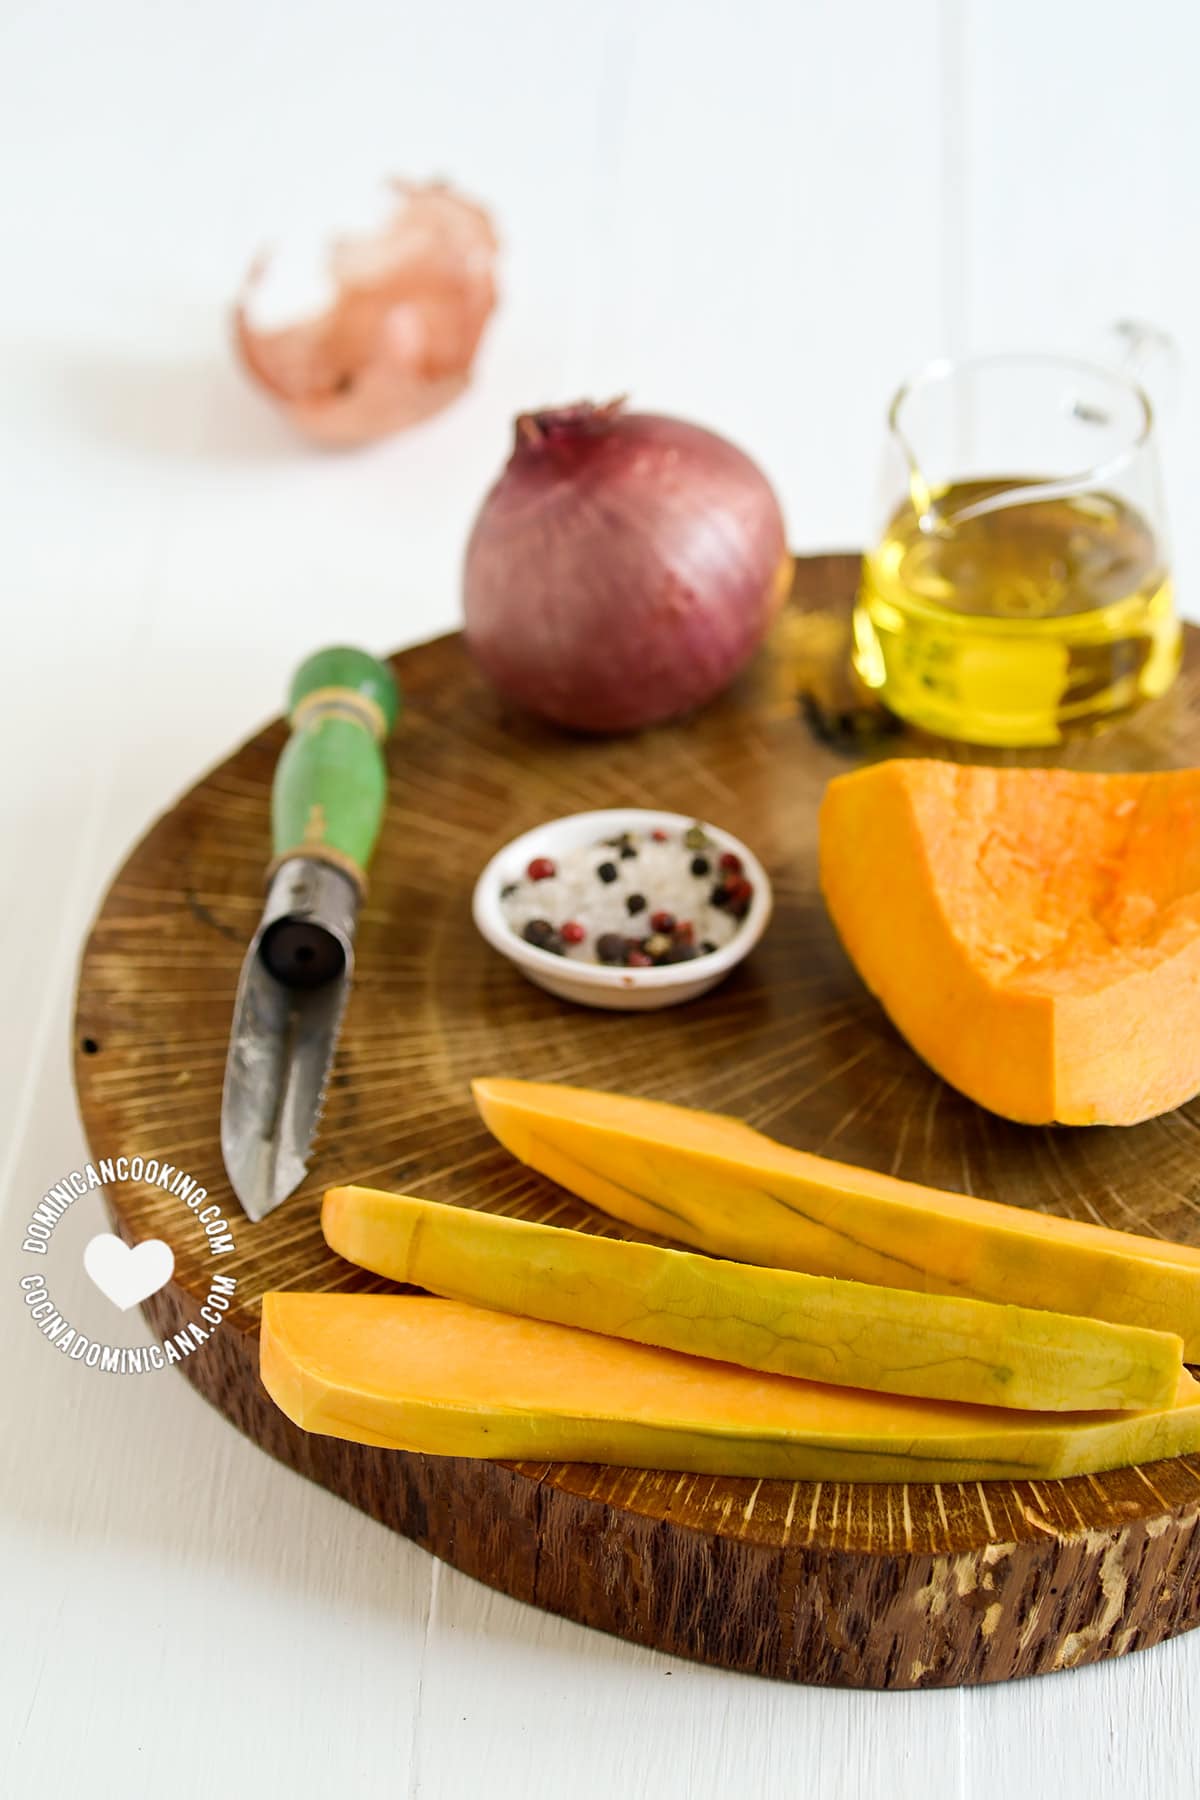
[74,555,1200,1689]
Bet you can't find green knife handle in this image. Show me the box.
[271,647,401,893]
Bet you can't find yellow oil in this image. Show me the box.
[853,479,1180,746]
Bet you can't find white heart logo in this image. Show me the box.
[83,1233,175,1311]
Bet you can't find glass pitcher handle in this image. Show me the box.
[1109,318,1179,416]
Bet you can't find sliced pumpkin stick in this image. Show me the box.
[471,1078,1200,1357]
[260,1291,1200,1484]
[323,1185,1184,1415]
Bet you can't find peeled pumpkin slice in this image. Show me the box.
[260,1291,1200,1483]
[323,1185,1184,1413]
[471,1078,1200,1356]
[819,759,1200,1125]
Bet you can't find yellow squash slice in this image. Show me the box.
[323,1185,1183,1413]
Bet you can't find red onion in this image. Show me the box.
[463,401,791,732]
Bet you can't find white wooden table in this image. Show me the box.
[4,1,1200,1792]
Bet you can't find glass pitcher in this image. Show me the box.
[852,326,1180,747]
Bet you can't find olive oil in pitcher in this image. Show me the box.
[854,479,1180,747]
[854,345,1181,747]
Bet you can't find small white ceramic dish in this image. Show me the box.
[472,808,773,1011]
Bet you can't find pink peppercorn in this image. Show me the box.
[560,920,586,945]
[724,875,753,916]
[719,851,743,875]
[650,910,675,933]
[626,948,653,967]
[526,857,557,881]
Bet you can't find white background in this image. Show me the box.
[3,1,1200,1794]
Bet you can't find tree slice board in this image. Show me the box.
[73,555,1200,1690]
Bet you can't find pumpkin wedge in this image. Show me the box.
[260,1291,1200,1483]
[819,759,1200,1125]
[323,1185,1184,1413]
[471,1078,1200,1355]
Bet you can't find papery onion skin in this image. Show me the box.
[234,181,498,448]
[463,402,791,733]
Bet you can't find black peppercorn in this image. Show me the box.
[626,893,647,916]
[597,861,618,884]
[596,932,627,963]
[690,855,710,877]
[522,919,564,955]
[662,942,699,963]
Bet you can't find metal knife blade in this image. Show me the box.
[221,858,358,1222]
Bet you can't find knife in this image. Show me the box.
[221,645,400,1222]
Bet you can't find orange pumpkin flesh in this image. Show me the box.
[259,1291,1200,1483]
[472,1078,1200,1353]
[819,761,1200,1125]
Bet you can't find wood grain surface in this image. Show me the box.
[72,554,1200,1690]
